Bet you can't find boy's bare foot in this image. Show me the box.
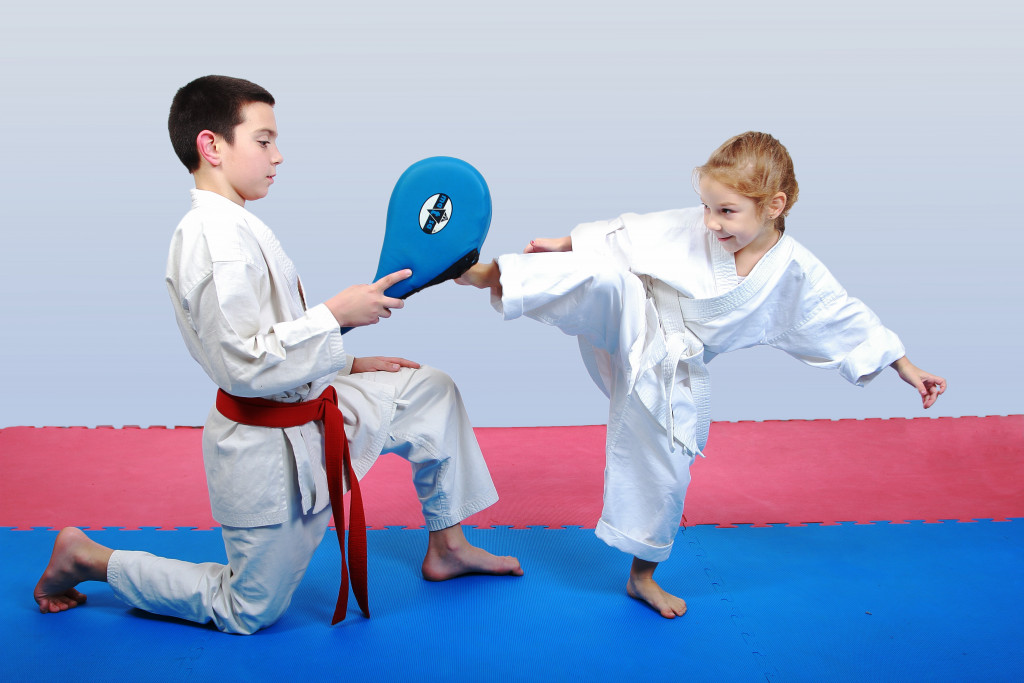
[627,557,687,619]
[34,527,113,614]
[421,525,523,581]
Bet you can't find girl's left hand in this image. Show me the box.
[351,356,421,374]
[891,357,947,409]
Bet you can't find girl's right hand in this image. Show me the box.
[524,236,572,253]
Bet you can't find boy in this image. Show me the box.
[34,75,522,634]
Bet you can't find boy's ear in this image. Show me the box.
[769,191,787,216]
[196,130,222,167]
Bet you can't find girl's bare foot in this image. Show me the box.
[34,527,112,614]
[421,525,523,581]
[454,261,501,296]
[627,557,687,619]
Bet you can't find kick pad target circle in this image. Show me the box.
[419,193,453,234]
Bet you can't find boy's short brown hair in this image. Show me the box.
[168,75,275,172]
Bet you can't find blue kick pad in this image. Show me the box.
[374,156,491,299]
[3,523,1021,682]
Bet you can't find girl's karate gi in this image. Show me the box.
[493,207,904,563]
[107,189,498,634]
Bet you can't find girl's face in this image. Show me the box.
[699,177,779,256]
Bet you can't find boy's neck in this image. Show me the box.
[193,168,246,207]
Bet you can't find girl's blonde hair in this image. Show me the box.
[694,132,799,234]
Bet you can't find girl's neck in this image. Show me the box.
[734,228,781,277]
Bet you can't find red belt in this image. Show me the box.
[215,386,368,624]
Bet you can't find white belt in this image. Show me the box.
[650,277,709,455]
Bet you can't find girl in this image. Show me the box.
[458,132,945,618]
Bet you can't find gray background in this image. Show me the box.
[2,0,1020,428]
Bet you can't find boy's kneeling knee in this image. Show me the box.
[222,593,291,635]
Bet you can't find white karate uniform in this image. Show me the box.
[494,207,905,562]
[106,189,498,634]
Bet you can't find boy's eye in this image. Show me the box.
[721,208,733,214]
[258,140,270,148]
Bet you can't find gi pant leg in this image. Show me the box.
[335,365,499,531]
[597,389,694,562]
[108,365,496,634]
[107,453,331,635]
[497,252,694,562]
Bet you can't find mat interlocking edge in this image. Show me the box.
[2,415,1021,529]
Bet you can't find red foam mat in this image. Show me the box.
[1,416,1021,530]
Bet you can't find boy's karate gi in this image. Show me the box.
[106,189,498,634]
[493,207,904,562]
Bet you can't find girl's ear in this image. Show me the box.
[196,130,222,167]
[768,191,787,219]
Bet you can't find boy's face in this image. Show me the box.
[699,177,776,255]
[218,102,283,205]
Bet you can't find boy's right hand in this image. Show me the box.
[326,269,411,328]
[524,236,572,253]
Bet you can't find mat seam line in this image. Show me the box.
[685,527,781,682]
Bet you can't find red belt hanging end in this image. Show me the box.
[323,393,369,623]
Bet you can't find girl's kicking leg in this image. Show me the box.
[465,252,690,617]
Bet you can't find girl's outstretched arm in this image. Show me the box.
[891,356,947,409]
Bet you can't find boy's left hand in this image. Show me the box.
[891,356,947,409]
[351,356,421,374]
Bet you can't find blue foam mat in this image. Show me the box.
[2,522,1021,682]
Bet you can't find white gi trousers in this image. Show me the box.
[106,365,498,634]
[496,253,695,563]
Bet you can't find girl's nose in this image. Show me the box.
[703,206,719,231]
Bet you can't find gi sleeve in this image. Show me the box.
[180,254,347,398]
[765,265,905,387]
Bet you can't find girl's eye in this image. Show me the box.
[258,141,270,148]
